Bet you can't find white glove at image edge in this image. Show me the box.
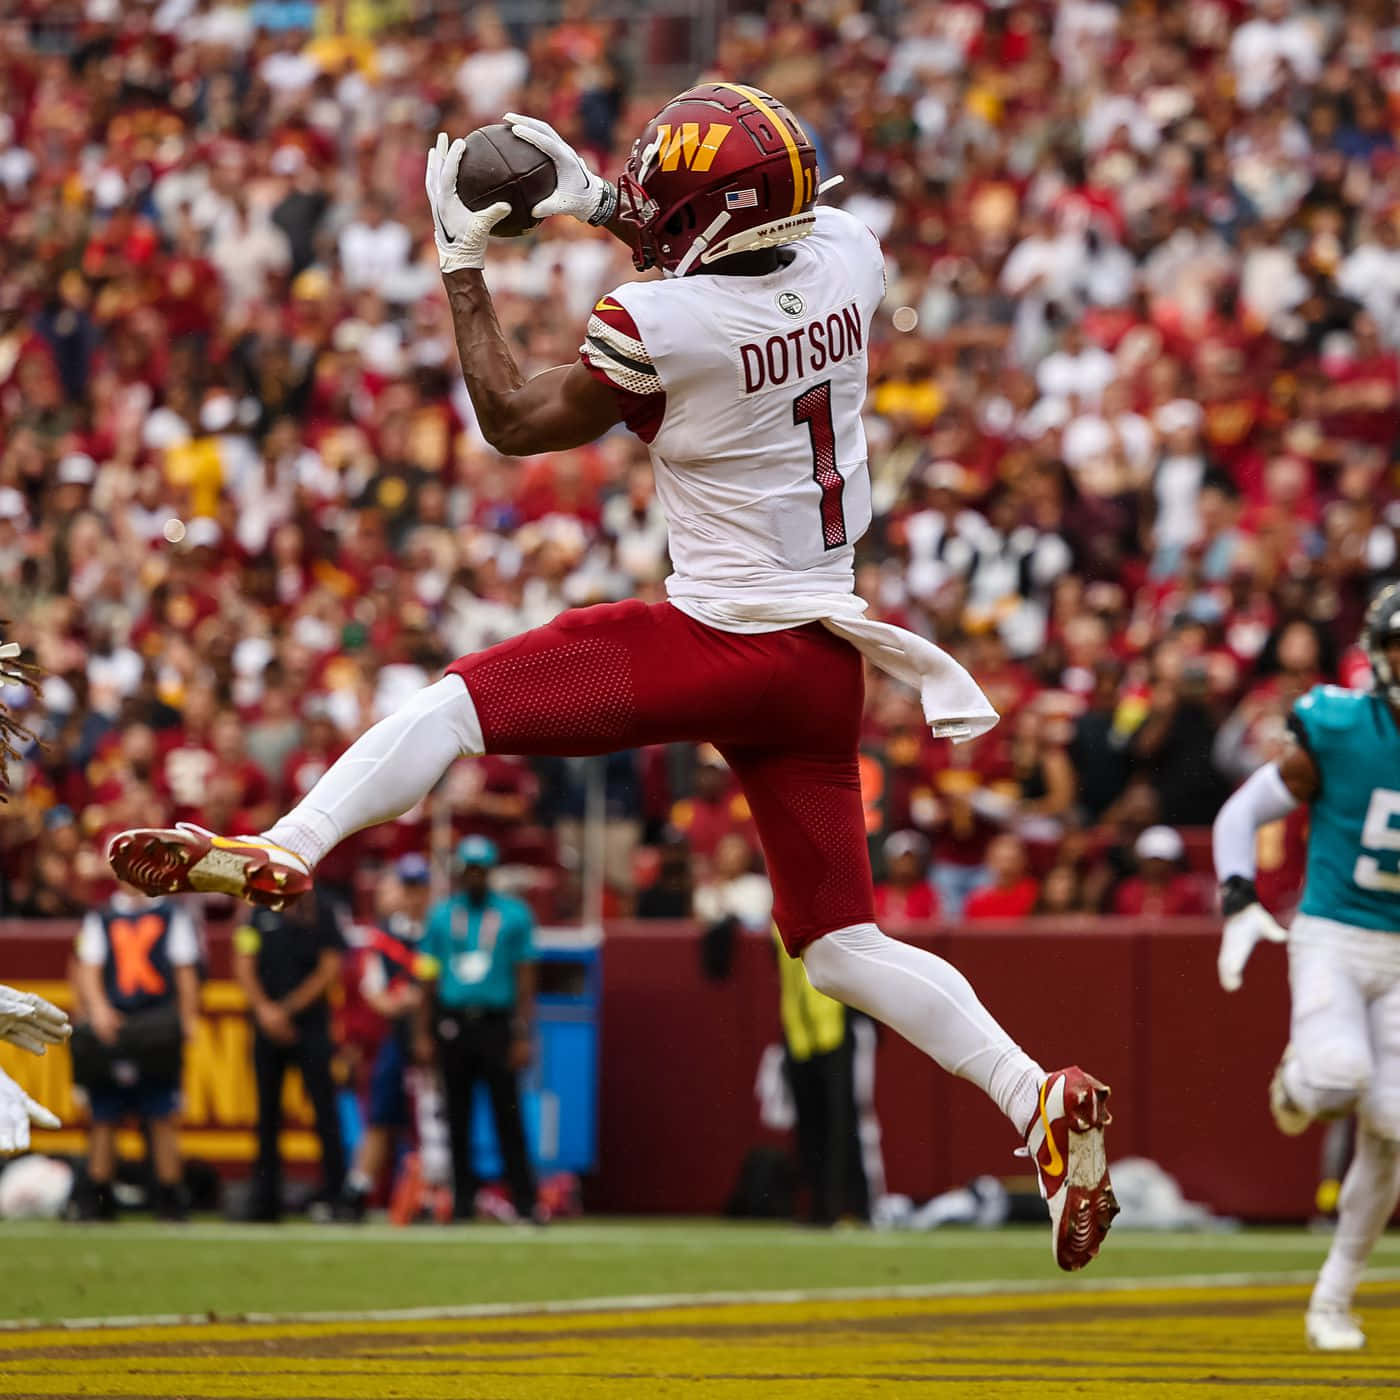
[0,1066,60,1154]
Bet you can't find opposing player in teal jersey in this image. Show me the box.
[1213,583,1400,1352]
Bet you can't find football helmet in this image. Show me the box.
[1364,582,1400,709]
[617,83,820,277]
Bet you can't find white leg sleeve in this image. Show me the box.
[263,677,484,866]
[1312,1125,1400,1313]
[802,923,1045,1135]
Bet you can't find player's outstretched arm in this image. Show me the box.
[425,133,624,456]
[442,272,624,455]
[1211,745,1316,992]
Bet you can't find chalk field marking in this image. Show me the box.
[6,1267,1400,1333]
[5,1221,1399,1253]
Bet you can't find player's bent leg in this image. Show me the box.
[726,742,1116,1270]
[262,677,485,864]
[1307,1121,1400,1351]
[802,925,1119,1271]
[1309,961,1400,1348]
[1281,934,1372,1128]
[801,926,1044,1131]
[724,745,1047,1143]
[110,677,485,904]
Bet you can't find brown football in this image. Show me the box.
[453,124,556,239]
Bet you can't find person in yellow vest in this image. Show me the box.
[233,892,345,1222]
[774,928,876,1225]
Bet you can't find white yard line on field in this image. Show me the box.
[4,1265,1396,1333]
[4,1220,1396,1252]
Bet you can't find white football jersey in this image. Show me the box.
[580,206,884,614]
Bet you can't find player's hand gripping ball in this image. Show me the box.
[452,123,558,238]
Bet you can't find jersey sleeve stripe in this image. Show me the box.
[585,312,652,362]
[584,333,658,382]
[580,291,665,442]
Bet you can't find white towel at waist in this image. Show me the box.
[669,592,1000,742]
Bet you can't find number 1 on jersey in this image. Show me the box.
[792,381,847,550]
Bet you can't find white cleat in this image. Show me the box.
[1269,1047,1312,1137]
[1306,1306,1365,1352]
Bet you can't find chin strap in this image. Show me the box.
[672,210,732,277]
[818,175,844,195]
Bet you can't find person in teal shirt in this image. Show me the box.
[418,835,538,1221]
[1212,584,1400,1352]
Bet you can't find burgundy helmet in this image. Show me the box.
[617,83,821,276]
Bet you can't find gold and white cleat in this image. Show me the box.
[1022,1066,1119,1271]
[107,823,312,909]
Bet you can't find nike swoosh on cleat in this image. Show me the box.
[1038,1077,1064,1177]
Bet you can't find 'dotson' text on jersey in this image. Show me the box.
[739,301,864,393]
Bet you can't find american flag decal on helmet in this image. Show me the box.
[725,188,759,210]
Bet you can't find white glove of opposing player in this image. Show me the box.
[424,133,511,274]
[0,985,70,1056]
[1218,902,1288,993]
[0,1066,59,1153]
[503,113,619,226]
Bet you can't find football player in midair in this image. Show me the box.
[110,86,1118,1269]
[1214,583,1400,1349]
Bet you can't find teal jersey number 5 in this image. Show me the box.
[1292,686,1400,931]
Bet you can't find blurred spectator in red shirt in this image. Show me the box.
[965,834,1040,921]
[669,746,756,862]
[1112,826,1211,917]
[874,830,939,928]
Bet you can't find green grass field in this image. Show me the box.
[9,1222,1400,1397]
[3,1218,1395,1324]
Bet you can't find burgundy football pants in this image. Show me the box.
[448,599,875,951]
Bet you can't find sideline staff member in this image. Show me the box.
[419,836,538,1221]
[72,889,200,1220]
[234,891,345,1220]
[775,928,871,1225]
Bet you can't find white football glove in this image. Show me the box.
[424,132,511,274]
[1218,901,1288,993]
[503,113,619,226]
[0,985,70,1057]
[0,1066,59,1153]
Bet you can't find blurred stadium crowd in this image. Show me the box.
[2,0,1399,926]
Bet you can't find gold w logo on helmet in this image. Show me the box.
[654,123,731,172]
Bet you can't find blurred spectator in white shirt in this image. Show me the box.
[456,9,529,122]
